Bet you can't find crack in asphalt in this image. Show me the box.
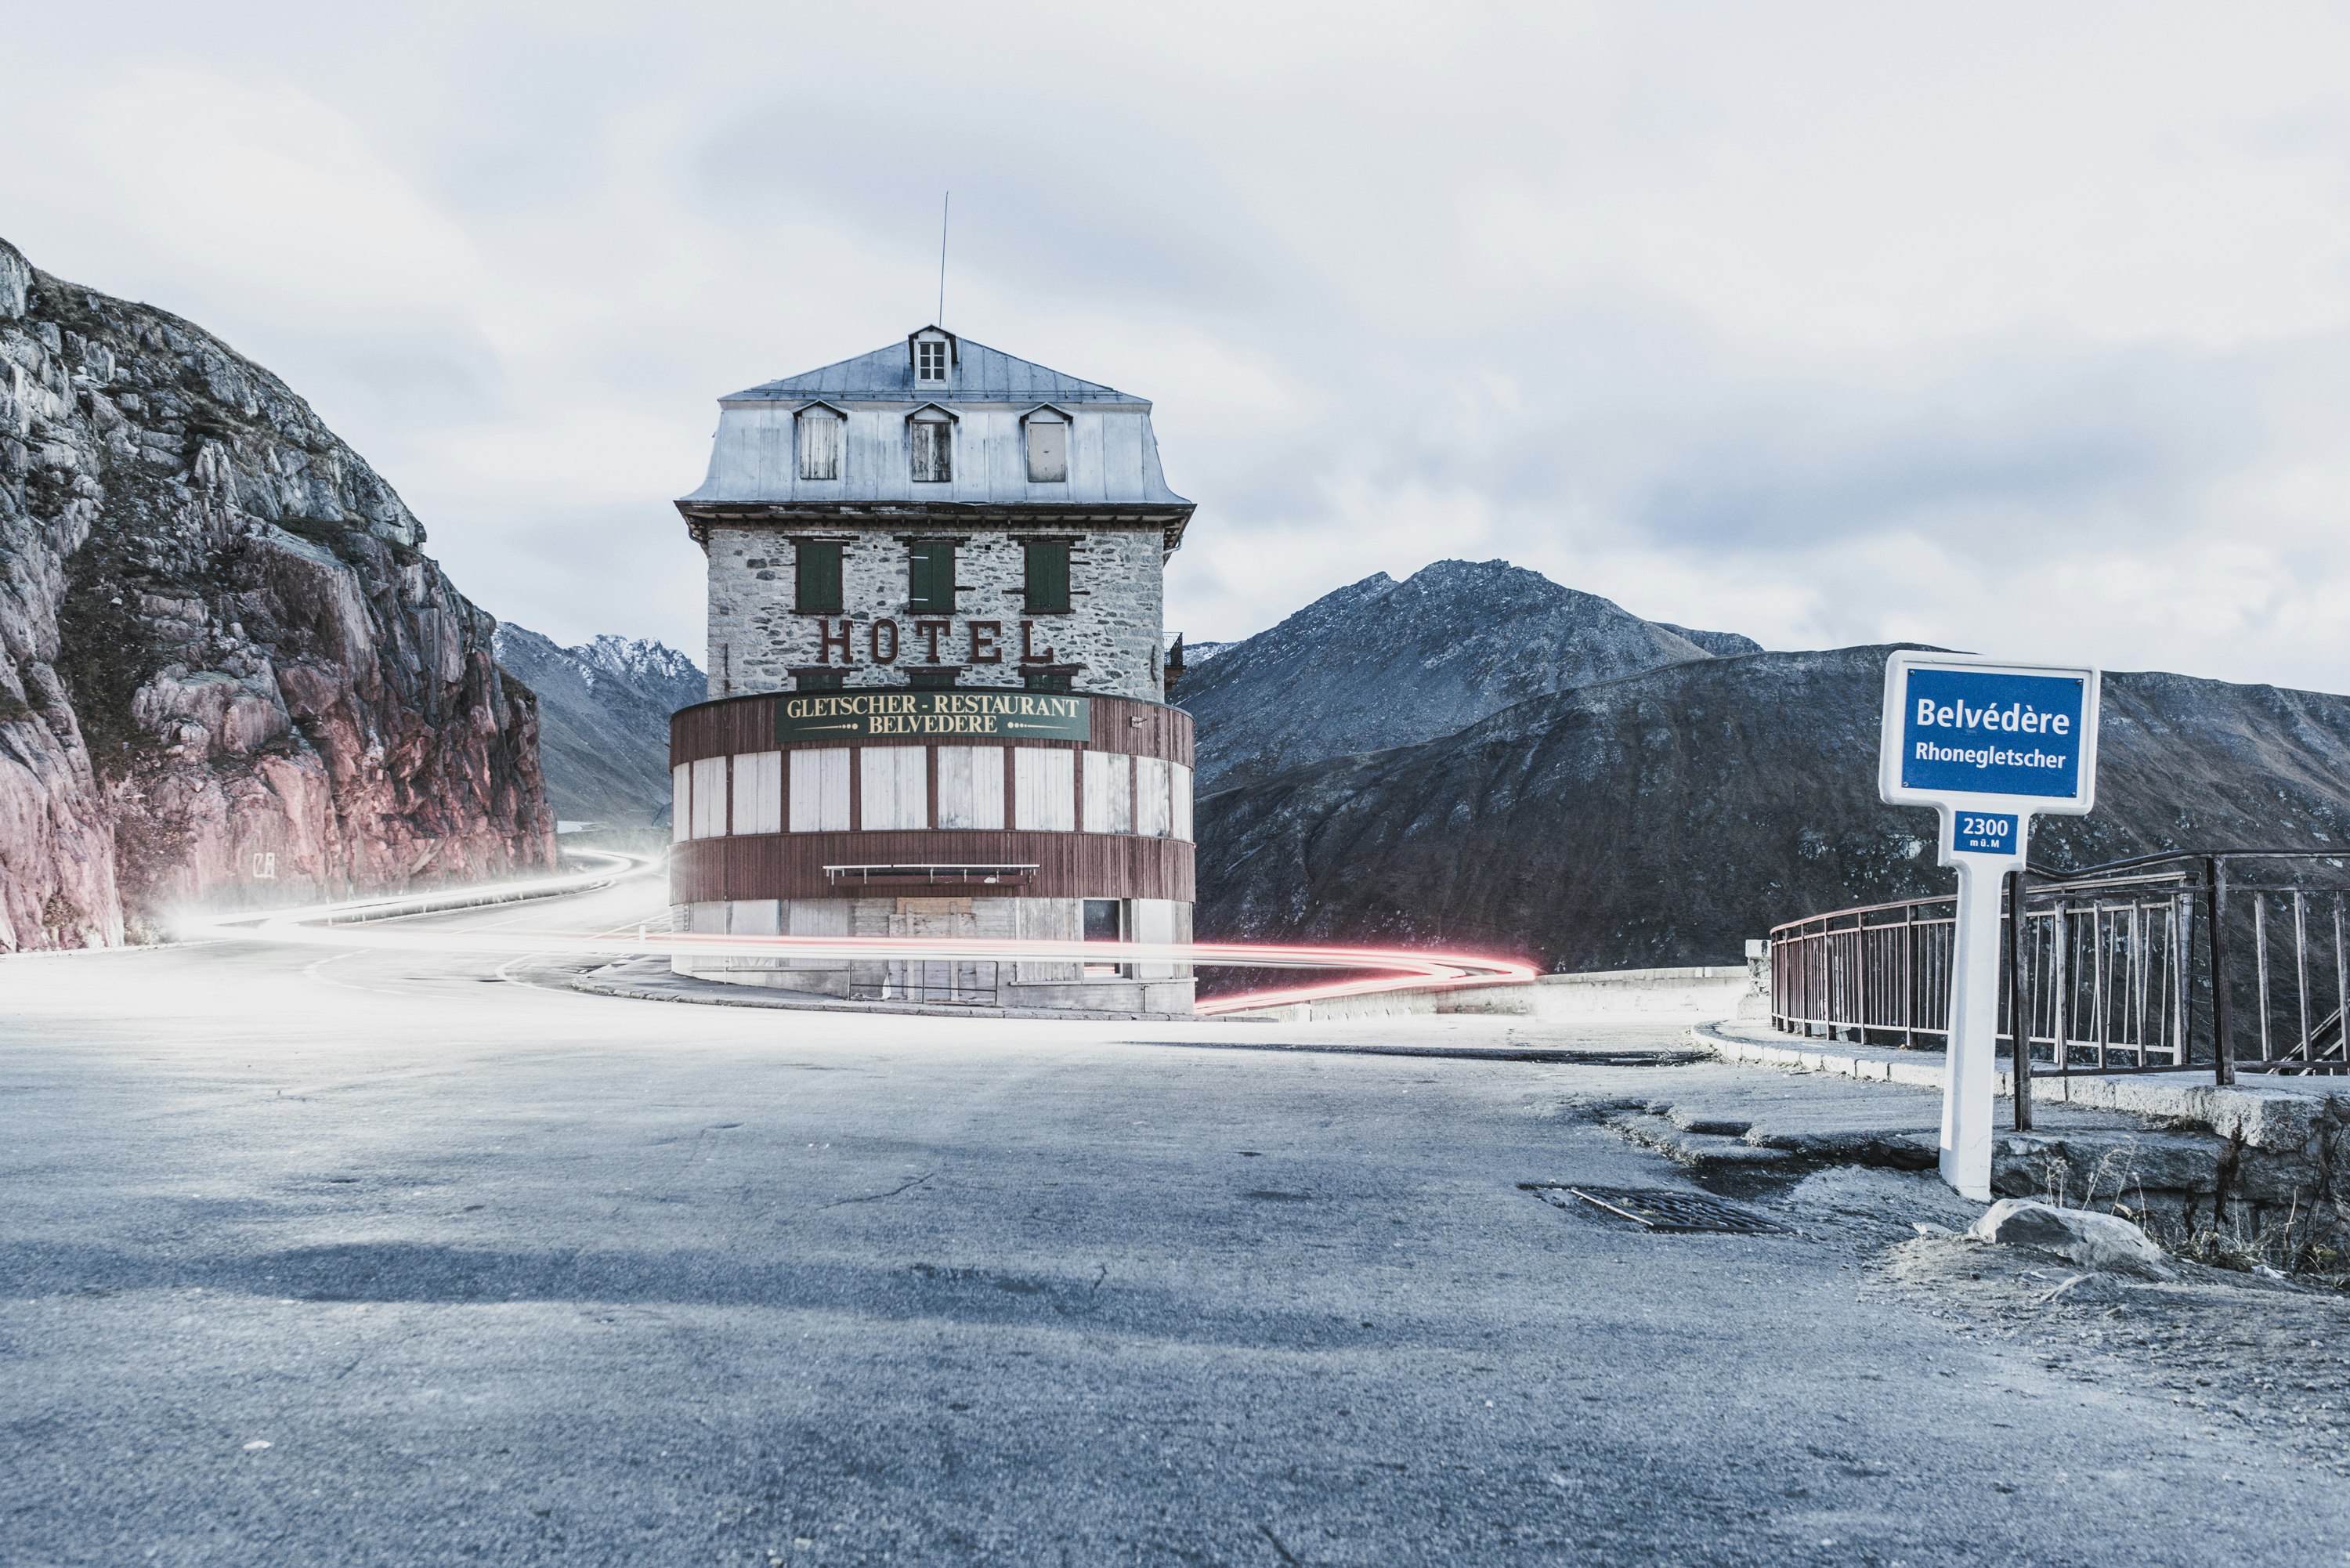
[823,1172,935,1208]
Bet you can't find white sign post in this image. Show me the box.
[1878,651,2100,1201]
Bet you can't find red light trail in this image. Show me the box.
[177,852,1538,1013]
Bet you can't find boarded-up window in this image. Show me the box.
[788,749,850,833]
[909,411,953,482]
[1023,540,1071,614]
[1170,761,1194,843]
[937,746,1005,829]
[1025,414,1068,482]
[797,406,842,481]
[691,756,730,840]
[1135,756,1172,838]
[671,762,689,844]
[1083,750,1131,834]
[907,540,956,612]
[731,751,783,836]
[794,541,842,612]
[860,746,927,830]
[1013,747,1076,831]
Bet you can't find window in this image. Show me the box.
[914,337,949,384]
[1025,412,1068,482]
[788,750,850,833]
[859,746,927,830]
[690,756,729,839]
[1023,669,1072,695]
[731,751,782,836]
[907,668,958,690]
[796,669,844,692]
[1170,761,1194,842]
[1023,540,1071,613]
[909,410,953,482]
[1082,898,1125,977]
[1013,747,1075,831]
[796,405,842,481]
[794,540,843,612]
[1083,751,1131,834]
[937,746,1005,829]
[1135,756,1172,838]
[671,762,689,844]
[907,539,956,612]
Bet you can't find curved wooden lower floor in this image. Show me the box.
[668,829,1194,905]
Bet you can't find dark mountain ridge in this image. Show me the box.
[492,625,703,832]
[1195,643,2350,970]
[1177,560,1753,793]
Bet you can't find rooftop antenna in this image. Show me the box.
[936,190,951,327]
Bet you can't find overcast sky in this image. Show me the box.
[9,2,2350,691]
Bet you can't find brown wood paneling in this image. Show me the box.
[669,829,1195,905]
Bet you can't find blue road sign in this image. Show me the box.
[1898,667,2087,800]
[1951,811,2018,855]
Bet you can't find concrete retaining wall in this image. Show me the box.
[1225,965,1752,1024]
[1694,1020,2350,1253]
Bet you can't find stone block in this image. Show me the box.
[1967,1198,2173,1277]
[2207,1088,2324,1154]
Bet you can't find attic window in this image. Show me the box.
[909,408,953,483]
[1024,410,1068,483]
[796,405,842,481]
[914,338,949,384]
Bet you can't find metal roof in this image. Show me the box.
[723,328,1146,405]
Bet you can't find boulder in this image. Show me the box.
[1966,1198,2174,1277]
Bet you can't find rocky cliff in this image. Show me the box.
[1176,560,1749,793]
[0,237,555,948]
[492,626,703,832]
[1195,643,2350,970]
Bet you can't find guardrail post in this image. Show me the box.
[2207,856,2235,1086]
[2008,868,2032,1131]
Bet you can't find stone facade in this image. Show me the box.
[705,524,1166,702]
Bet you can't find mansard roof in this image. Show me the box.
[723,327,1148,406]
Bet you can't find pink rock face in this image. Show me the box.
[0,237,556,949]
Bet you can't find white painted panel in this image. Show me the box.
[1014,747,1076,831]
[732,751,783,836]
[671,763,690,844]
[1101,412,1144,501]
[860,746,928,830]
[1170,761,1194,842]
[691,756,730,839]
[1071,412,1107,501]
[728,900,780,935]
[938,745,1006,829]
[1083,750,1132,835]
[1136,756,1172,839]
[789,749,851,833]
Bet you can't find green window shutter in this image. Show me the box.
[907,540,956,612]
[1023,540,1071,613]
[794,541,842,612]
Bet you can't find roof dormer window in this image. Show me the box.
[910,327,955,386]
[795,402,843,482]
[1022,406,1069,483]
[908,405,954,482]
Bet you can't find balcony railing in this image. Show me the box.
[1770,851,2350,1086]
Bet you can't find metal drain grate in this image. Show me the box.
[1523,1184,1789,1234]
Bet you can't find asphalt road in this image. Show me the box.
[4,879,2345,1566]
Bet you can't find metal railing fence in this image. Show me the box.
[1770,851,2350,1086]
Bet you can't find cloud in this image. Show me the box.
[2,2,2349,695]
